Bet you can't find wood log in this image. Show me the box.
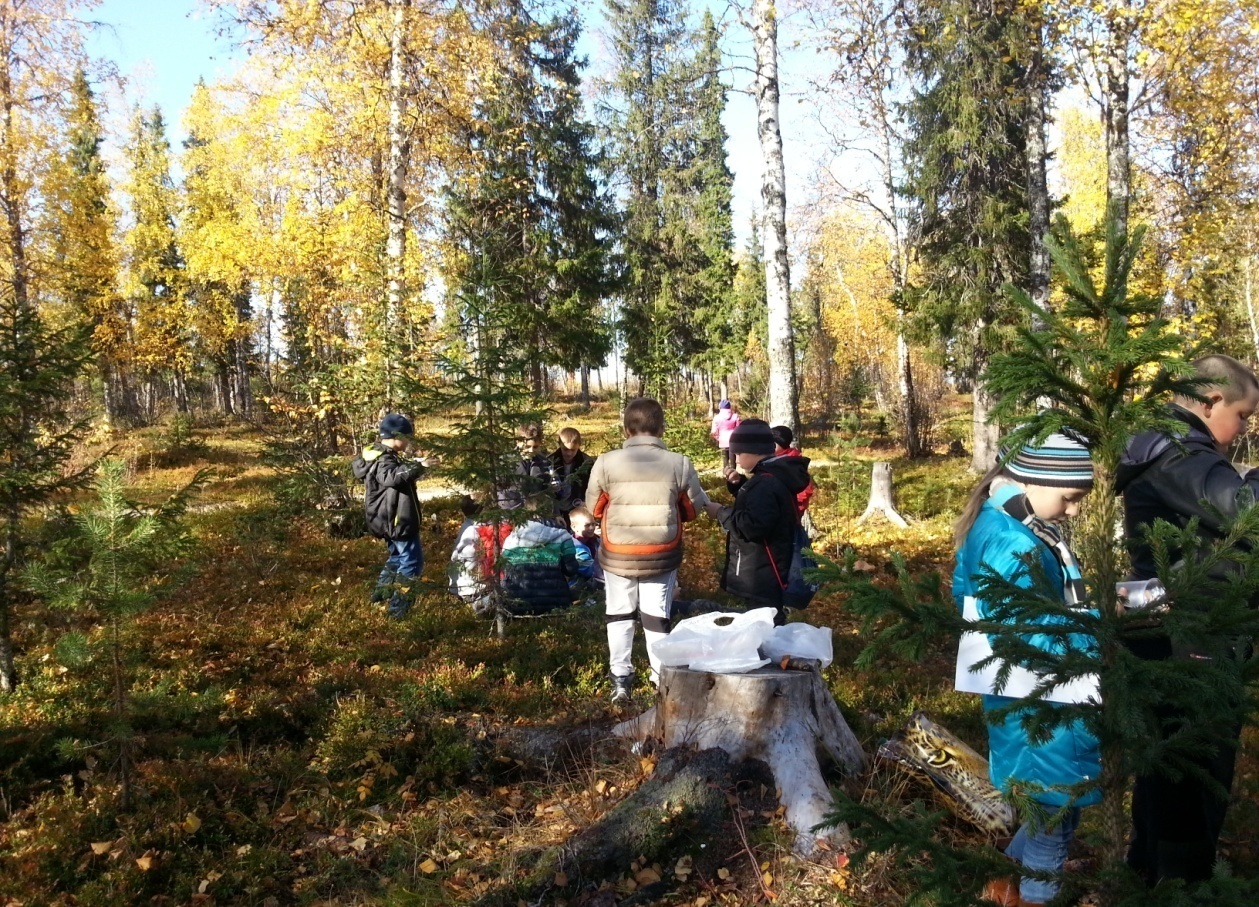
[857,461,908,527]
[614,665,867,855]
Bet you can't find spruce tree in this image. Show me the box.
[45,68,127,425]
[27,459,203,808]
[900,0,1036,471]
[0,285,91,692]
[601,0,706,399]
[445,2,616,398]
[684,10,738,397]
[825,216,1259,905]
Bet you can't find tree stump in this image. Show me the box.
[613,665,868,855]
[857,461,908,527]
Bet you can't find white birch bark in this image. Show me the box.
[752,0,798,430]
[1104,5,1131,241]
[385,0,410,345]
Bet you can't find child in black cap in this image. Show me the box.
[703,418,811,623]
[351,413,438,618]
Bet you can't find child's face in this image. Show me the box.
[559,437,581,461]
[1201,390,1259,448]
[571,516,595,539]
[382,437,409,452]
[516,435,542,457]
[1025,485,1090,523]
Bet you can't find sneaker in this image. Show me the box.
[611,675,633,704]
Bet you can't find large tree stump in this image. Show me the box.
[857,461,908,527]
[614,665,867,855]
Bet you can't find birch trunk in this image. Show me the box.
[1104,7,1130,242]
[384,0,411,402]
[1026,18,1051,320]
[752,0,798,431]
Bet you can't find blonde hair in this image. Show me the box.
[558,426,582,445]
[1175,354,1259,406]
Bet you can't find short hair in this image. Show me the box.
[1177,355,1259,404]
[558,426,582,445]
[569,504,594,523]
[459,494,482,518]
[623,397,665,436]
[770,425,794,449]
[515,423,543,441]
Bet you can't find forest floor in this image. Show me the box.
[1,406,1257,906]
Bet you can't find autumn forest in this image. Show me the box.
[4,0,1259,905]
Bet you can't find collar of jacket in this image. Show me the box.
[623,435,666,450]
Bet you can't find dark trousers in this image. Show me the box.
[1126,636,1240,885]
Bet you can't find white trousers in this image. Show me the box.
[604,569,676,683]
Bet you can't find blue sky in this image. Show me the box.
[84,0,826,247]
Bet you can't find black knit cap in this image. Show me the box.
[729,418,776,456]
[379,413,414,439]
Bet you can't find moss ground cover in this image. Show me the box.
[1,409,1256,905]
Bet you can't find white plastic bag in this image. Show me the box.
[761,623,834,669]
[652,607,778,673]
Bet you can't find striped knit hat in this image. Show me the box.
[1002,429,1094,489]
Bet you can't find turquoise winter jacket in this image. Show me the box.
[952,484,1101,809]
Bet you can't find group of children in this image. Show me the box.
[961,353,1259,905]
[354,353,1256,902]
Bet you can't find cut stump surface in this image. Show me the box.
[614,664,868,855]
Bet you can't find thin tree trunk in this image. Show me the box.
[1246,254,1259,360]
[1104,6,1131,242]
[752,0,797,431]
[384,0,411,404]
[1026,15,1051,320]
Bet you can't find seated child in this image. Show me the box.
[448,494,503,615]
[549,427,596,514]
[499,496,580,615]
[567,504,604,592]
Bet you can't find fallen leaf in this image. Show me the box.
[183,813,202,833]
[136,852,157,871]
[554,871,568,886]
[635,867,662,884]
[419,858,439,873]
[349,837,368,852]
[90,842,112,856]
[717,867,731,880]
[762,871,774,887]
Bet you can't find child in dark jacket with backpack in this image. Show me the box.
[351,414,438,618]
[703,419,810,624]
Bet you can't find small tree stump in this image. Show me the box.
[614,665,868,855]
[857,461,908,527]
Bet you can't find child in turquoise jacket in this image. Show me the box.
[952,428,1101,906]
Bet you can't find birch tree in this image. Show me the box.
[805,0,923,454]
[750,0,798,430]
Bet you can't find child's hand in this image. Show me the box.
[724,468,742,484]
[704,501,723,519]
[419,455,441,468]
